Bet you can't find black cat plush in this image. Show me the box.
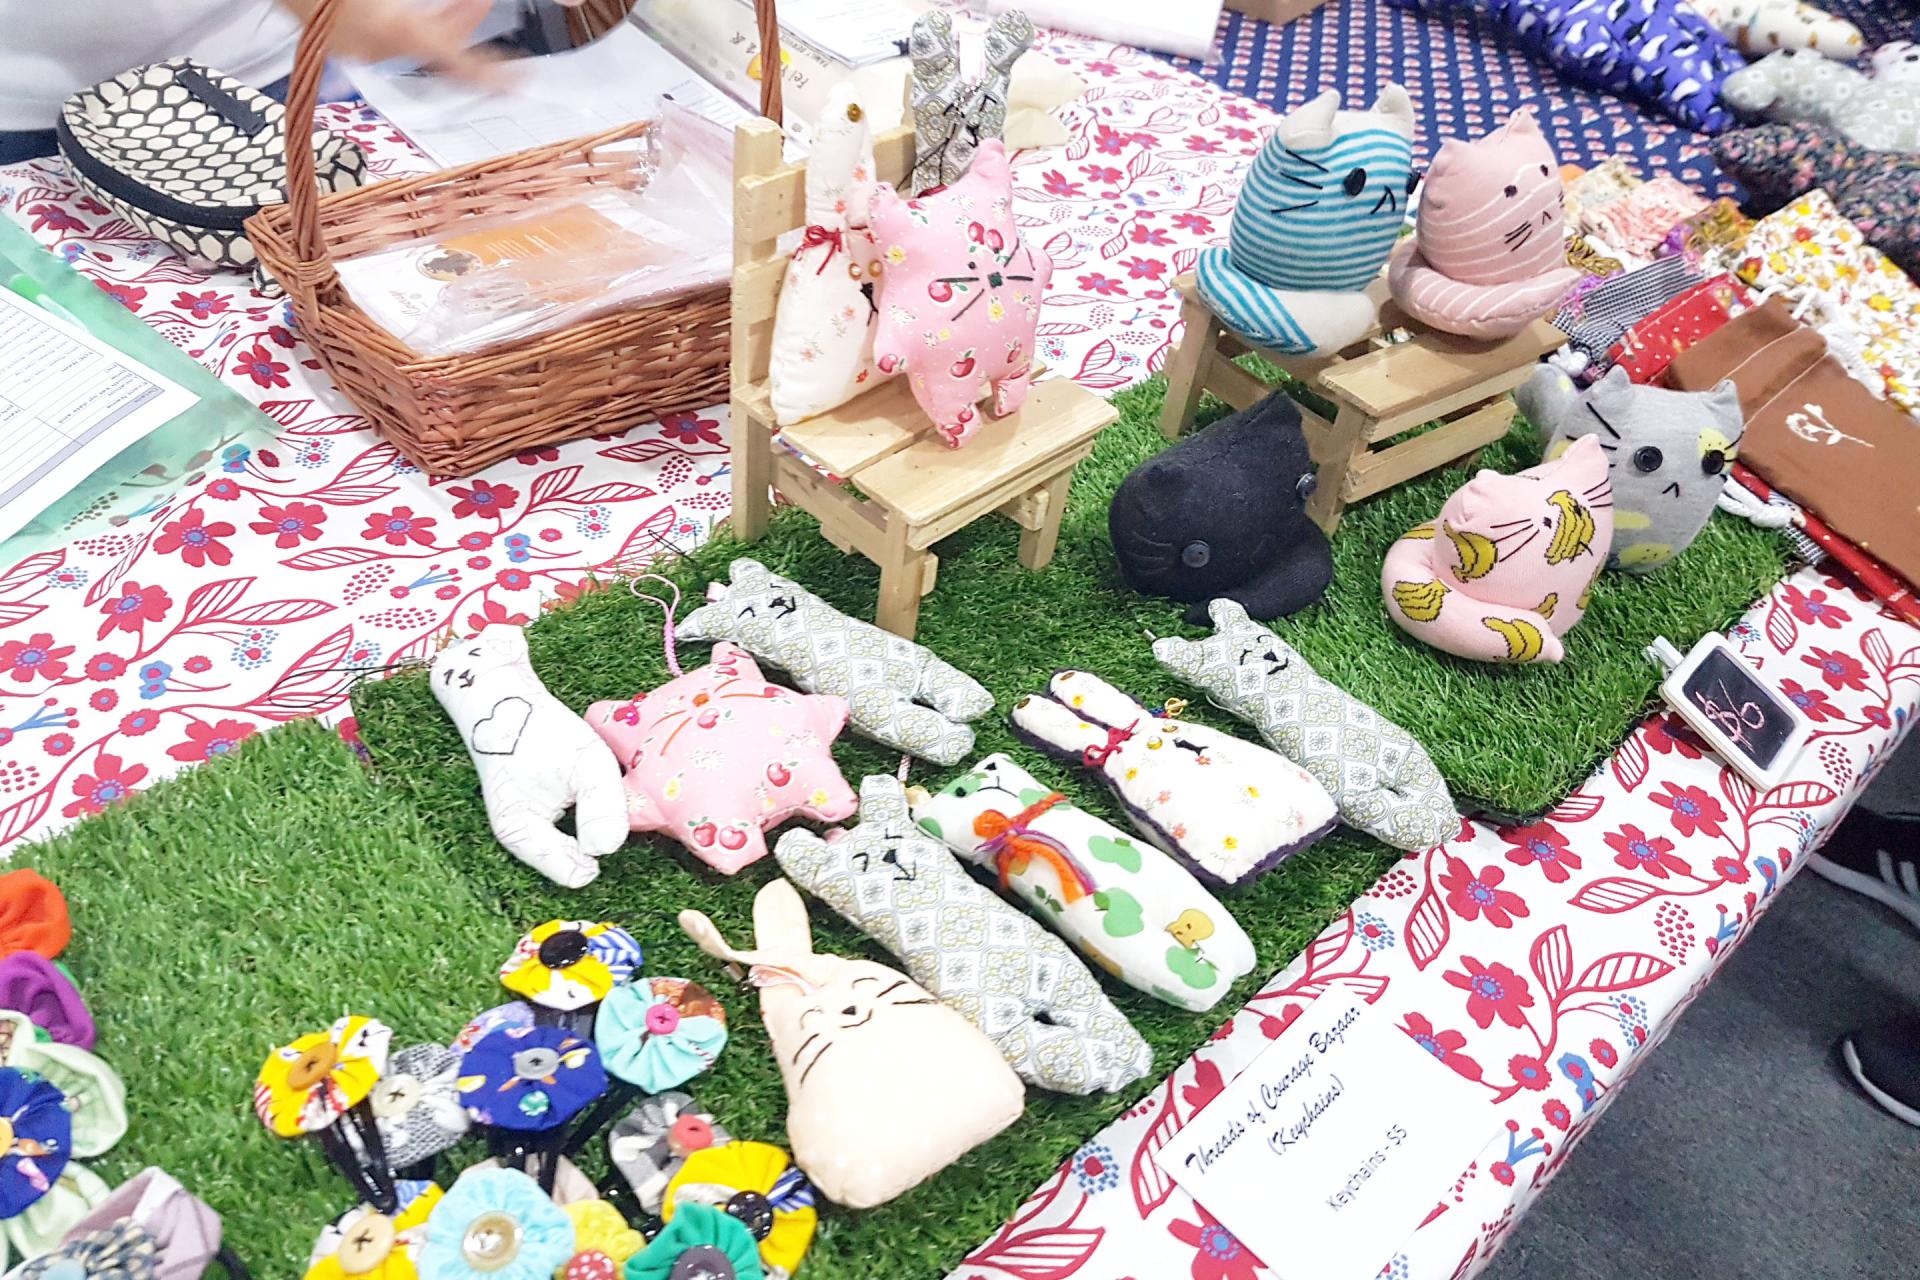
[1109,391,1332,623]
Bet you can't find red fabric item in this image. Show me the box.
[0,870,69,960]
[1730,464,1920,627]
[1608,275,1750,384]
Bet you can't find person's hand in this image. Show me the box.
[279,0,587,83]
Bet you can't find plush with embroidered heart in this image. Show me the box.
[867,139,1052,448]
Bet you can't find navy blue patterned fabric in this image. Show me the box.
[1161,0,1911,201]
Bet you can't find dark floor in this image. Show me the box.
[1482,872,1920,1279]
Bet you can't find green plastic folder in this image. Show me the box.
[0,215,277,554]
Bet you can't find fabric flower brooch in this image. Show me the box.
[498,921,641,1021]
[418,1168,573,1280]
[608,1092,732,1216]
[255,1015,398,1210]
[664,1142,815,1280]
[626,1203,762,1280]
[0,1023,128,1273]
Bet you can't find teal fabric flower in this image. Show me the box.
[594,979,727,1093]
[624,1203,761,1280]
[418,1168,573,1280]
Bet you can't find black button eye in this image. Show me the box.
[1503,184,1518,198]
[1296,472,1318,500]
[1181,541,1211,568]
[1343,167,1367,197]
[1633,446,1664,474]
[1539,163,1550,176]
[1701,449,1726,476]
[1405,170,1419,195]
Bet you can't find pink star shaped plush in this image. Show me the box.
[587,644,857,874]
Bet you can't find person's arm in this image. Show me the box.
[274,0,587,81]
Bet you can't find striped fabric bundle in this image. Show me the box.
[1194,86,1416,356]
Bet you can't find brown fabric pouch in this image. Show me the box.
[1667,300,1920,584]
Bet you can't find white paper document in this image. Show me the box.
[775,0,917,66]
[349,23,752,169]
[0,289,198,544]
[1156,996,1498,1280]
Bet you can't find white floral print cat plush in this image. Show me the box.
[774,775,1153,1096]
[1010,669,1338,888]
[678,879,1023,1208]
[768,83,889,426]
[429,626,627,889]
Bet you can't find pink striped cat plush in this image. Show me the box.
[1381,435,1614,665]
[1388,110,1579,340]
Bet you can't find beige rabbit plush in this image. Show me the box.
[678,879,1024,1209]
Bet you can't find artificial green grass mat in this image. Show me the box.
[7,374,1790,1278]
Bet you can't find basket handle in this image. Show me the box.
[755,0,783,122]
[281,0,341,285]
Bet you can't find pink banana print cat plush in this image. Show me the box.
[586,643,857,874]
[1388,110,1580,340]
[1381,435,1614,664]
[867,139,1051,448]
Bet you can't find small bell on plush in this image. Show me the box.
[1109,391,1331,623]
[1518,365,1743,572]
[1381,434,1614,664]
[679,879,1024,1209]
[1194,86,1415,356]
[586,643,858,876]
[1388,109,1580,340]
[867,138,1051,448]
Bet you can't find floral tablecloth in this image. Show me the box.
[3,31,1914,1280]
[950,567,1918,1280]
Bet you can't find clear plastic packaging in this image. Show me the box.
[333,104,734,356]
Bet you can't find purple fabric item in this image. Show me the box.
[0,953,93,1049]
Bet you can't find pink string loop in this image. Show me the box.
[628,573,683,676]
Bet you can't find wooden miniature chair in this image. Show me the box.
[1159,273,1566,533]
[728,115,1118,638]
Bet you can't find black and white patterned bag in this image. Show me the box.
[57,59,367,282]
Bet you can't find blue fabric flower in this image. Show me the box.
[419,1168,573,1280]
[0,1067,70,1218]
[457,1026,606,1132]
[595,978,728,1093]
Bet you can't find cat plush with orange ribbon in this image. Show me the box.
[911,754,1255,1012]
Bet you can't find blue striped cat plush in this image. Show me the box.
[1195,86,1416,356]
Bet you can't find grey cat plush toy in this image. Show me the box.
[908,8,1032,194]
[1152,599,1459,852]
[774,775,1153,1096]
[1517,365,1744,573]
[1723,49,1920,153]
[1109,391,1332,624]
[677,558,994,765]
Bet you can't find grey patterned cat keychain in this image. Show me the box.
[909,9,1034,194]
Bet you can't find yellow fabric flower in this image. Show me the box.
[664,1141,817,1277]
[560,1199,645,1275]
[302,1183,442,1280]
[498,920,642,1012]
[255,1015,391,1138]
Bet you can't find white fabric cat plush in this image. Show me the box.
[1010,669,1338,887]
[769,84,889,426]
[428,626,627,888]
[679,879,1023,1208]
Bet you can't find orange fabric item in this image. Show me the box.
[0,870,69,959]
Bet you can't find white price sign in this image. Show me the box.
[1156,996,1498,1280]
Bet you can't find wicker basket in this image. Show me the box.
[245,0,778,477]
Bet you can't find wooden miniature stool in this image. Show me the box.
[1158,272,1566,533]
[728,117,1118,639]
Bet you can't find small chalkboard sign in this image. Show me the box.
[1647,633,1812,789]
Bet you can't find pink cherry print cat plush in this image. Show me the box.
[1388,110,1580,340]
[867,139,1052,448]
[586,643,857,874]
[1380,435,1614,665]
